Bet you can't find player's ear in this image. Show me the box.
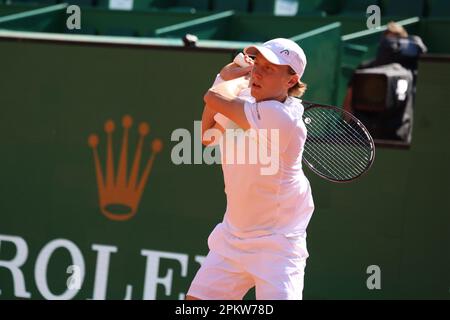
[287,74,299,88]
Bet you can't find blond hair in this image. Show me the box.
[288,67,307,97]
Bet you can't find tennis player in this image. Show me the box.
[187,38,315,300]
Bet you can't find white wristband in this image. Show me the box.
[233,52,251,68]
[214,113,240,129]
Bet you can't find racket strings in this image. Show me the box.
[308,109,369,162]
[306,104,370,149]
[314,110,370,163]
[316,109,371,156]
[310,114,367,168]
[306,127,370,174]
[304,135,364,176]
[303,146,354,179]
[303,116,364,173]
[303,106,373,181]
[304,134,363,179]
[304,136,366,181]
[322,109,372,155]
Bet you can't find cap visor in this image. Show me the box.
[244,45,285,66]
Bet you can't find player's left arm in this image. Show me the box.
[203,78,250,130]
[203,92,249,131]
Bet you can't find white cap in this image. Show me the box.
[244,38,307,78]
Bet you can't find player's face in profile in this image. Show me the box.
[249,52,293,102]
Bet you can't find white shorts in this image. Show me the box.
[187,223,309,300]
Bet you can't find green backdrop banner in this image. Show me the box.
[0,34,449,299]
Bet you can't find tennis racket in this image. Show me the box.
[300,100,375,183]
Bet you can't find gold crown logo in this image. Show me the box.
[88,115,163,221]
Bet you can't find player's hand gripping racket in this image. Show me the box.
[234,53,376,182]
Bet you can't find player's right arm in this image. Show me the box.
[201,104,224,146]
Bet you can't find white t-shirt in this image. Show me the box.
[210,75,314,238]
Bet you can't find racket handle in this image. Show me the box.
[233,52,251,68]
